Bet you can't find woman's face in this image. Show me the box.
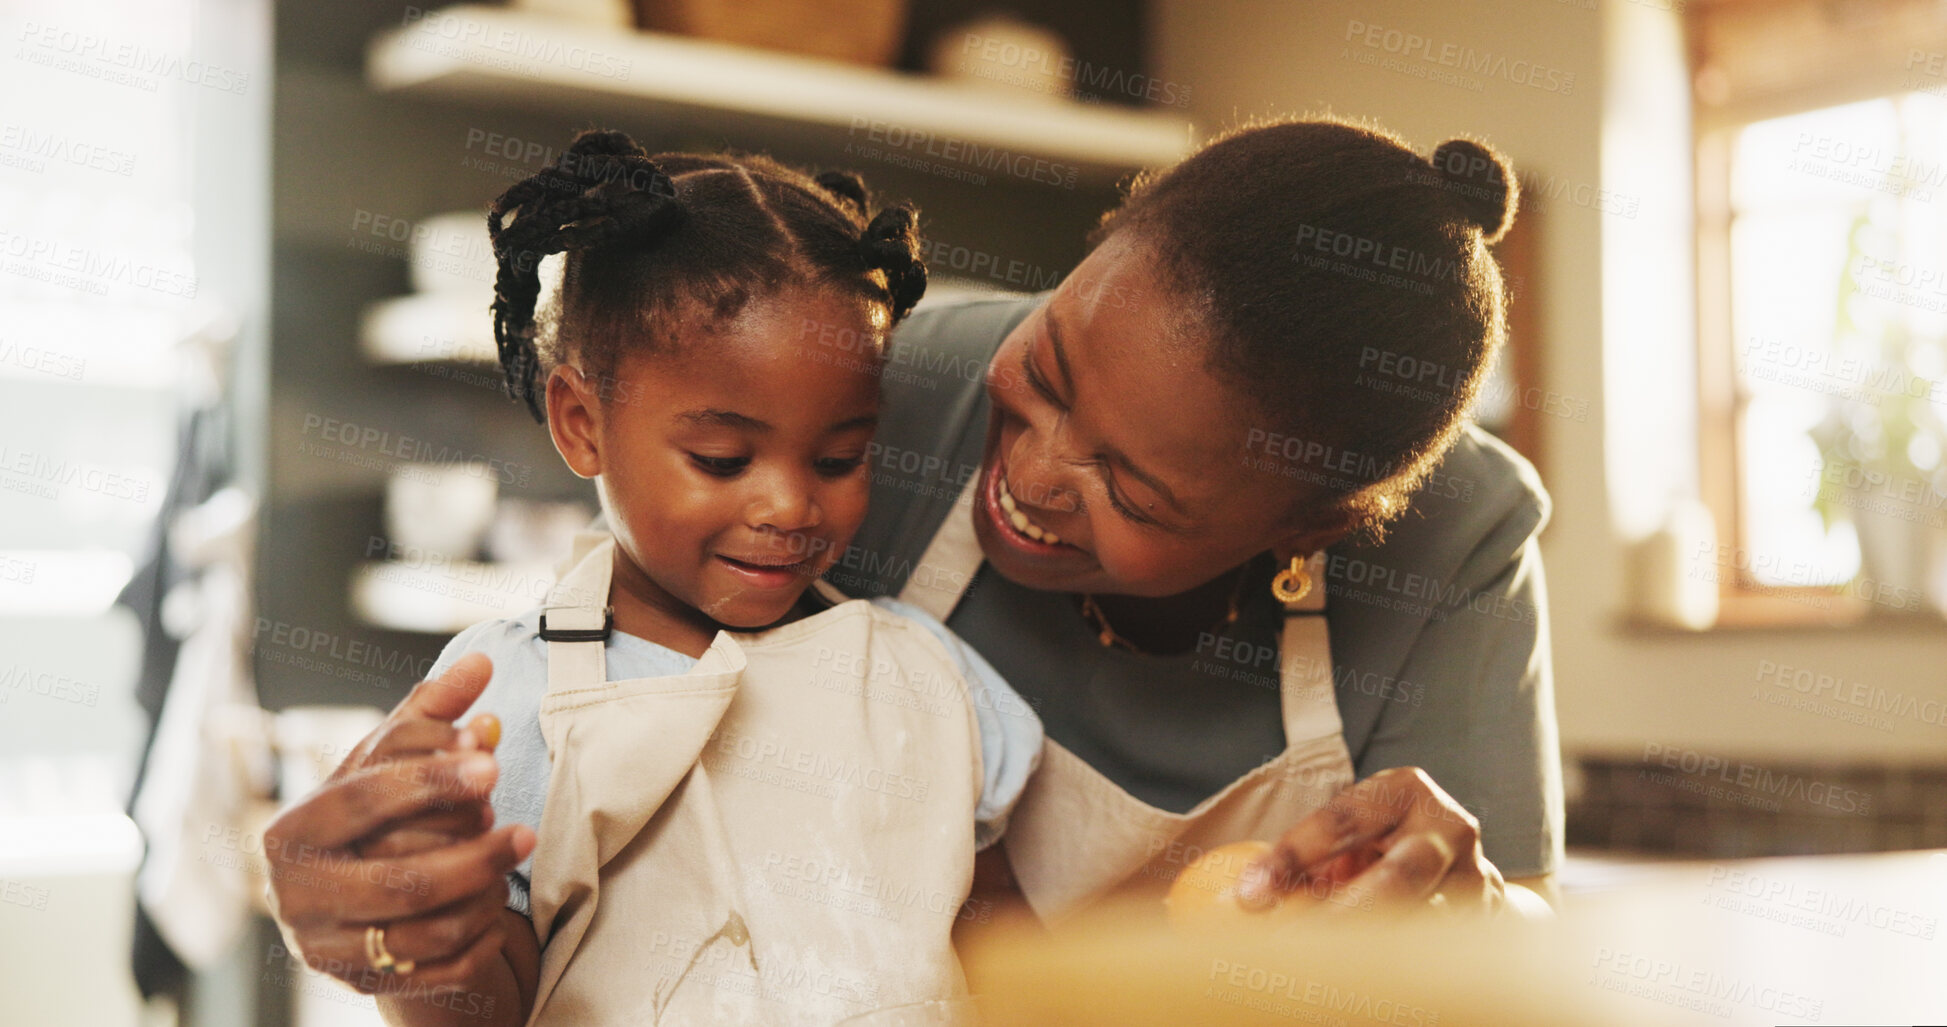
[974,232,1336,598]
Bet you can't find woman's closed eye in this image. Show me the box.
[1097,465,1162,527]
[1022,343,1064,408]
[1103,483,1154,524]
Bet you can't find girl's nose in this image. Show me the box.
[746,471,823,534]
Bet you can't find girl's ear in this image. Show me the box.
[546,365,602,479]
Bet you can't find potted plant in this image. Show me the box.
[1807,210,1947,612]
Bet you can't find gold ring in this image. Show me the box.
[365,924,416,975]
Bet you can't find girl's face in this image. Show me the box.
[976,232,1345,598]
[549,287,884,630]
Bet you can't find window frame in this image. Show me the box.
[1692,83,1943,628]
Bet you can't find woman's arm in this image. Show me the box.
[1245,432,1562,917]
[263,656,539,1023]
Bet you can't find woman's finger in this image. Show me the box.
[1320,830,1456,914]
[327,657,496,782]
[334,824,533,923]
[1431,862,1503,915]
[1239,771,1420,905]
[1424,832,1503,915]
[352,717,462,767]
[273,751,500,853]
[381,885,512,968]
[317,916,510,997]
[367,712,499,763]
[355,801,494,860]
[375,714,490,758]
[368,917,509,998]
[396,653,496,725]
[298,885,510,986]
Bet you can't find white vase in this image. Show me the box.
[1851,498,1932,613]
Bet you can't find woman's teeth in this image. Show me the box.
[997,475,1061,544]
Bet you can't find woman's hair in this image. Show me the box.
[486,129,928,421]
[1093,116,1518,541]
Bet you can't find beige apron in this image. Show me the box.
[525,535,984,1025]
[899,480,1357,926]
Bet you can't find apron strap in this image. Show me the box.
[1277,550,1340,744]
[896,477,984,621]
[542,537,617,693]
[809,579,852,608]
[900,481,1343,746]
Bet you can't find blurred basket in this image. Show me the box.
[631,0,909,66]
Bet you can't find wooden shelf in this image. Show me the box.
[359,276,1028,368]
[359,292,497,365]
[350,559,553,634]
[367,6,1193,180]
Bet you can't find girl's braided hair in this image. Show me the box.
[487,129,927,422]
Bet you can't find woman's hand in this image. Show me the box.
[262,654,536,997]
[1238,767,1508,916]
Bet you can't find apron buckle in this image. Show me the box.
[539,606,614,642]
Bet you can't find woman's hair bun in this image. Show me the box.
[1427,138,1518,243]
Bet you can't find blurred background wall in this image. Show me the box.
[5,0,1946,1023]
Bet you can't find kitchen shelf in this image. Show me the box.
[350,558,554,634]
[366,5,1193,179]
[359,292,497,365]
[360,276,1026,368]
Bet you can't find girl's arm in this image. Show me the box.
[376,909,541,1026]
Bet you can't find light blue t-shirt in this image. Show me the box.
[430,597,1044,917]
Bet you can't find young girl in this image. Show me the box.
[376,130,1041,1025]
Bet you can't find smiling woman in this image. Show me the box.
[836,115,1559,923]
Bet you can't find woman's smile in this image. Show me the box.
[972,409,1102,589]
[996,474,1061,544]
[981,450,1077,554]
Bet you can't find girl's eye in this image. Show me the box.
[689,454,749,477]
[815,456,866,477]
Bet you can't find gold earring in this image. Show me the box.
[1270,554,1312,604]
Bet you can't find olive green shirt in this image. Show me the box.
[829,296,1564,879]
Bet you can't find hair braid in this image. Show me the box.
[483,131,930,422]
[487,130,682,421]
[858,206,927,322]
[813,170,870,218]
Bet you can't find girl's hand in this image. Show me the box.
[263,654,537,996]
[1237,767,1508,916]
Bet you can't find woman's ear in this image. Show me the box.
[1271,514,1355,566]
[546,365,602,479]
